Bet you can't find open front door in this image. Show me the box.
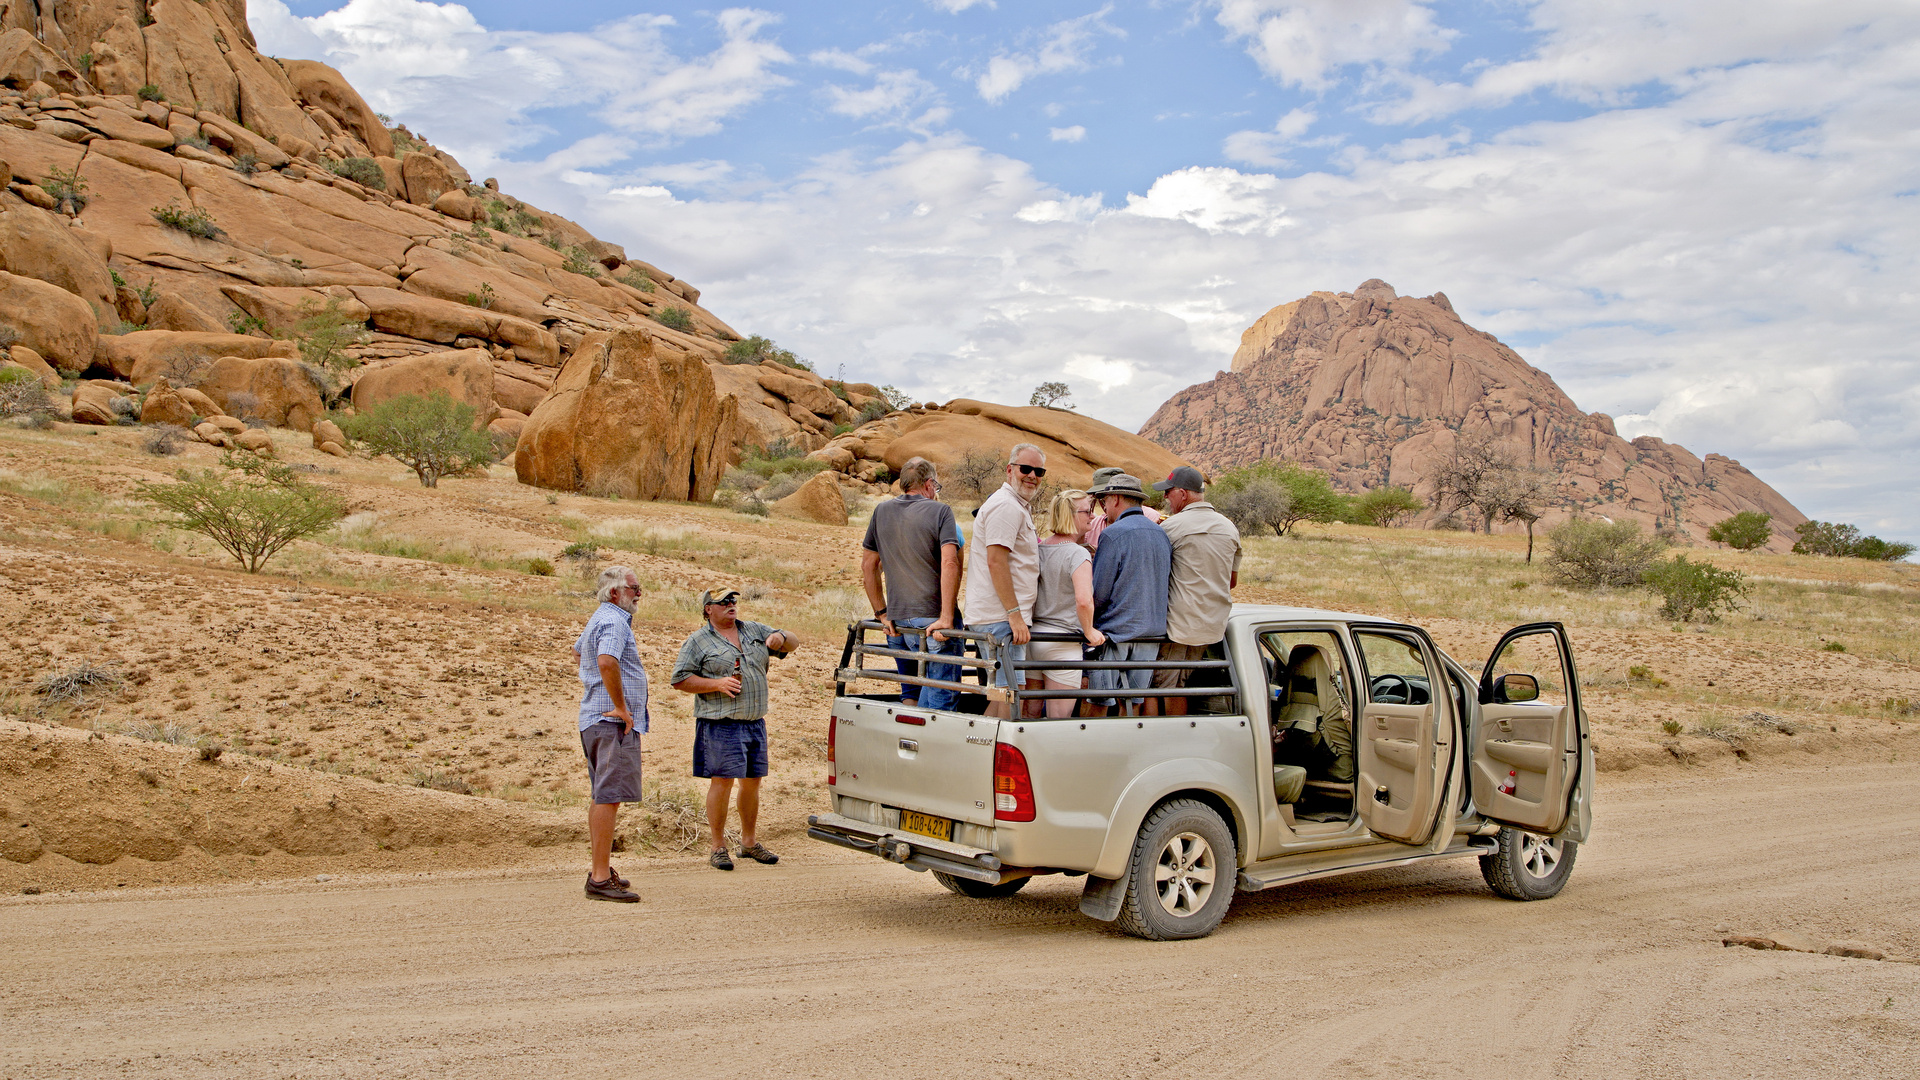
[1351,627,1450,845]
[1473,622,1585,836]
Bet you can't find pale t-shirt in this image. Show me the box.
[962,482,1039,625]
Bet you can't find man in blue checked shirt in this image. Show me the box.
[572,565,649,902]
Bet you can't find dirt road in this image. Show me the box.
[5,763,1919,1079]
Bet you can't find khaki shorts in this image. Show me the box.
[1027,639,1084,686]
[1150,641,1213,689]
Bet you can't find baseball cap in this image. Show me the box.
[698,584,741,607]
[1152,466,1207,493]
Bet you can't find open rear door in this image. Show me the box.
[1473,622,1586,836]
[1351,627,1450,846]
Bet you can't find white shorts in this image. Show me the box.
[1027,639,1085,686]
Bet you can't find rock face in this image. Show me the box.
[350,349,498,427]
[515,328,736,502]
[772,470,848,526]
[1140,280,1808,548]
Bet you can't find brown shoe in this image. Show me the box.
[738,842,779,865]
[585,873,639,902]
[605,866,630,888]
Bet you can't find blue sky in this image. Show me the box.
[255,1,1920,541]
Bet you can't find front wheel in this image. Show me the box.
[1479,827,1577,900]
[1113,799,1237,940]
[933,871,1031,898]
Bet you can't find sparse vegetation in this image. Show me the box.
[151,201,221,240]
[1643,555,1747,622]
[42,166,88,213]
[1348,485,1424,528]
[653,306,694,333]
[617,268,656,292]
[339,391,496,488]
[942,449,1006,503]
[226,310,268,336]
[1543,519,1668,588]
[880,385,912,411]
[1029,381,1073,409]
[137,83,164,102]
[1708,511,1773,551]
[0,368,55,425]
[290,298,372,376]
[463,283,497,310]
[561,247,602,278]
[142,424,188,457]
[36,661,123,705]
[1792,520,1915,562]
[138,452,347,573]
[526,557,554,576]
[328,156,387,192]
[722,335,811,371]
[231,153,259,176]
[1210,459,1348,536]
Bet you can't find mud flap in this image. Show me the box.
[1079,874,1126,922]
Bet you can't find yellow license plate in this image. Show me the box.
[898,809,952,840]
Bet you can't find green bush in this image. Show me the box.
[1349,485,1424,527]
[1210,460,1349,535]
[231,153,260,176]
[617,268,656,293]
[0,367,54,423]
[138,452,346,573]
[1543,519,1669,588]
[1792,520,1916,561]
[1707,510,1772,550]
[339,391,495,488]
[328,157,387,192]
[654,306,694,332]
[1643,555,1747,621]
[526,557,554,576]
[561,247,602,278]
[151,201,221,240]
[42,166,87,212]
[722,335,811,371]
[227,310,267,336]
[291,298,371,376]
[136,84,164,102]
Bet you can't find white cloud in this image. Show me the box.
[926,0,995,11]
[1223,106,1316,166]
[1065,354,1135,391]
[973,6,1121,104]
[825,69,938,120]
[1049,124,1086,142]
[1212,0,1454,92]
[1122,168,1289,235]
[810,48,874,75]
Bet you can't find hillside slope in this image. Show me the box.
[1141,279,1806,548]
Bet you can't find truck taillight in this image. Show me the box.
[993,742,1034,822]
[826,716,836,786]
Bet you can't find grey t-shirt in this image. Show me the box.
[1033,542,1091,632]
[861,493,959,623]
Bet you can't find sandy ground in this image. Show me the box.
[4,762,1918,1079]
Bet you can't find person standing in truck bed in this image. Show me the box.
[962,443,1046,719]
[859,456,964,711]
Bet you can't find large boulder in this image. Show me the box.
[221,284,370,337]
[0,270,96,374]
[141,0,240,119]
[350,350,499,427]
[198,355,325,432]
[401,152,456,208]
[70,382,125,426]
[101,331,299,385]
[142,290,226,334]
[515,328,736,501]
[771,470,848,526]
[0,28,83,92]
[280,59,394,158]
[0,204,116,318]
[349,287,559,366]
[7,344,58,389]
[139,378,198,427]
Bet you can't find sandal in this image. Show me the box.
[709,849,735,871]
[738,843,779,865]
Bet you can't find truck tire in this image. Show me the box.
[1479,827,1577,900]
[932,871,1031,898]
[1113,799,1236,940]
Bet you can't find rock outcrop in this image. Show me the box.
[1140,280,1807,548]
[515,328,736,502]
[771,470,848,526]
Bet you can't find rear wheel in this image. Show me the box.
[1479,826,1577,900]
[1113,799,1236,940]
[932,871,1031,898]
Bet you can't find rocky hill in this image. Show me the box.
[1141,279,1807,548]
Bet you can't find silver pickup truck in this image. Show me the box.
[809,608,1592,940]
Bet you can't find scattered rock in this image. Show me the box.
[199,355,325,432]
[1825,941,1887,961]
[771,469,848,526]
[100,330,299,386]
[232,427,274,455]
[69,382,124,425]
[140,378,197,427]
[311,417,346,449]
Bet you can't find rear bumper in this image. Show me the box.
[807,811,1006,884]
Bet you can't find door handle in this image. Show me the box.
[1375,715,1388,729]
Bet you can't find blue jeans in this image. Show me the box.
[974,621,1029,689]
[890,616,963,711]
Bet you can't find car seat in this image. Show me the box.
[1275,645,1355,786]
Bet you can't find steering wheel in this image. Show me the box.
[1370,673,1412,704]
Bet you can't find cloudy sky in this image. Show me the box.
[253,0,1920,541]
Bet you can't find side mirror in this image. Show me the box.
[1493,673,1539,703]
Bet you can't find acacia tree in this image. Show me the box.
[139,452,345,573]
[341,391,496,488]
[1706,511,1772,551]
[1029,381,1073,409]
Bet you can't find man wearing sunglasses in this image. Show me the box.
[962,443,1046,719]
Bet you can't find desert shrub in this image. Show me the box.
[943,449,1005,502]
[142,424,187,456]
[1029,381,1072,409]
[1543,519,1668,588]
[151,201,221,240]
[463,283,497,310]
[1823,640,1846,652]
[1642,555,1747,622]
[722,335,812,371]
[108,395,138,425]
[880,384,912,411]
[1211,459,1349,535]
[734,498,771,517]
[223,391,262,424]
[763,474,805,501]
[561,247,602,278]
[226,310,267,336]
[0,323,20,349]
[328,156,387,191]
[1707,510,1772,551]
[339,391,495,488]
[137,83,164,102]
[1213,477,1293,536]
[0,367,54,424]
[526,557,554,576]
[617,268,656,292]
[42,166,87,212]
[139,452,346,573]
[231,153,259,176]
[653,306,695,332]
[732,441,827,493]
[856,398,889,424]
[1792,520,1915,561]
[36,661,123,704]
[291,298,371,376]
[1349,485,1424,527]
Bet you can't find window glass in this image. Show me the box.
[1353,630,1434,706]
[1487,632,1568,707]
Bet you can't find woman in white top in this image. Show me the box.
[1030,489,1106,718]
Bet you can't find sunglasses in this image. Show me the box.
[1014,463,1047,478]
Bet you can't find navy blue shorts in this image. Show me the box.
[692,719,769,779]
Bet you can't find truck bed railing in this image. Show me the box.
[835,619,1243,713]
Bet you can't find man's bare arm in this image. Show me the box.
[859,549,893,635]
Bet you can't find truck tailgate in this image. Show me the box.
[832,698,997,828]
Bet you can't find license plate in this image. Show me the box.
[897,809,952,841]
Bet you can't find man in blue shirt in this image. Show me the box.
[571,564,648,902]
[1086,473,1171,717]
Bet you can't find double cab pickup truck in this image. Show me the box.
[809,608,1591,940]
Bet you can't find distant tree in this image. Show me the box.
[1644,556,1748,622]
[1212,477,1292,536]
[944,449,1005,502]
[340,391,496,488]
[1349,485,1424,528]
[1487,468,1553,562]
[879,384,912,411]
[291,298,371,378]
[1793,520,1915,561]
[1029,381,1073,409]
[138,452,345,573]
[1706,511,1772,551]
[1212,460,1349,536]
